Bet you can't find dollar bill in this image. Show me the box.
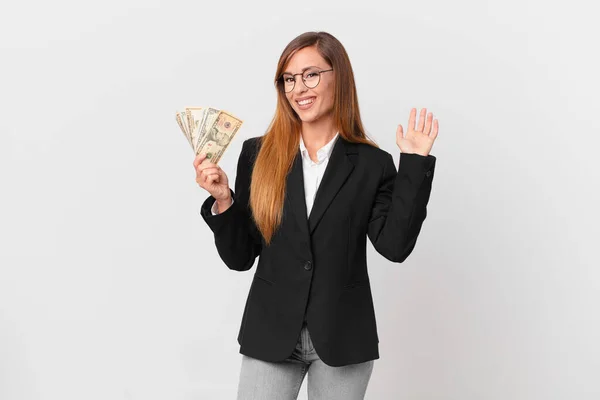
[195,111,243,163]
[194,107,220,153]
[185,107,205,150]
[175,111,193,149]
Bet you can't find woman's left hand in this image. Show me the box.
[396,107,439,156]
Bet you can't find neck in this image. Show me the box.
[300,115,337,150]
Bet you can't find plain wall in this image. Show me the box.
[1,0,598,399]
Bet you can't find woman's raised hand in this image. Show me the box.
[193,154,231,203]
[396,108,439,156]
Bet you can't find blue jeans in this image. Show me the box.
[236,321,375,399]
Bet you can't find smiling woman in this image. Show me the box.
[196,31,439,400]
[250,33,379,247]
[281,65,334,112]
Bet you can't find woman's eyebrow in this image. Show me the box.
[282,65,321,75]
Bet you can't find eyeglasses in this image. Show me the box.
[278,68,334,93]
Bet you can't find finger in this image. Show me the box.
[205,173,220,185]
[200,167,220,179]
[197,161,218,174]
[199,171,220,186]
[408,108,417,132]
[430,119,439,141]
[193,153,207,168]
[396,124,404,141]
[417,108,427,132]
[423,112,433,135]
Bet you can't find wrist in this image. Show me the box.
[215,196,233,213]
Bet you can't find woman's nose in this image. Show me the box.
[293,77,308,95]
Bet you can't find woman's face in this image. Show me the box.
[283,46,335,125]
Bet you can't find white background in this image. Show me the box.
[1,0,598,399]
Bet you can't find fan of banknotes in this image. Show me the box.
[175,106,243,164]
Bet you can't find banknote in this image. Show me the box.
[184,107,205,151]
[175,106,243,164]
[194,111,243,163]
[175,111,193,149]
[195,107,220,153]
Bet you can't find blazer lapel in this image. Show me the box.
[286,149,310,239]
[308,136,357,235]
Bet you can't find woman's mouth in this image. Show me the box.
[296,97,316,110]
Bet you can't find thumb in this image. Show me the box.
[396,124,404,141]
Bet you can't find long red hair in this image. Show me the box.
[250,31,378,245]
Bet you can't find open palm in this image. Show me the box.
[396,108,439,156]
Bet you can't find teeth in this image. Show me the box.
[298,98,315,106]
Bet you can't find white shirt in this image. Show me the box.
[210,132,340,216]
[298,132,339,217]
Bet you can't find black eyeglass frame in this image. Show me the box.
[276,68,334,93]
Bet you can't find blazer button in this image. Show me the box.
[304,261,312,270]
[426,170,432,177]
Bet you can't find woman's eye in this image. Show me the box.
[305,72,317,79]
[284,77,294,83]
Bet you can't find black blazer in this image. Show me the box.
[200,135,436,367]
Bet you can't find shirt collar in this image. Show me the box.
[299,132,339,164]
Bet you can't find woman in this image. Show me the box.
[193,31,438,400]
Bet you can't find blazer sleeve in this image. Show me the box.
[368,151,436,263]
[199,138,263,271]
